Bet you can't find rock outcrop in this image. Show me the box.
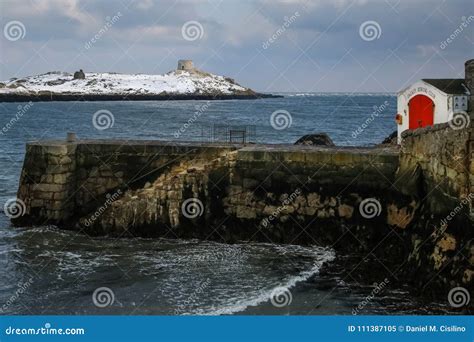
[294,133,335,146]
[380,130,398,145]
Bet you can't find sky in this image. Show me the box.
[0,0,473,92]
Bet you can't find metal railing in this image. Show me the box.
[199,124,256,144]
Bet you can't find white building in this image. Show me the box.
[396,60,473,144]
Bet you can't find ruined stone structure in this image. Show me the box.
[73,69,85,79]
[12,122,474,304]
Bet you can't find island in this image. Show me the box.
[0,59,280,102]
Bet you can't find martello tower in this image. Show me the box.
[177,60,194,71]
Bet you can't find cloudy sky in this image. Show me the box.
[0,0,472,92]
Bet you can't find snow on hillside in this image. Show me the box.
[0,70,253,96]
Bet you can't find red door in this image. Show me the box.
[409,95,434,129]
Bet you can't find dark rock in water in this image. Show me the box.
[73,69,85,80]
[295,133,335,146]
[381,131,397,145]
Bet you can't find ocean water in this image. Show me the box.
[0,94,447,315]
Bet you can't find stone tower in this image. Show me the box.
[177,60,194,71]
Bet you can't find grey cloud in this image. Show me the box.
[0,0,472,92]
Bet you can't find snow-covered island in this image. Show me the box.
[0,60,278,102]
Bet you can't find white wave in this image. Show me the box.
[192,245,335,316]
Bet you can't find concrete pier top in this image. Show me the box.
[26,138,399,154]
[238,144,399,154]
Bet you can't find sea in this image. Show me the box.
[0,94,450,315]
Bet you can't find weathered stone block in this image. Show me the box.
[331,152,353,165]
[45,145,68,156]
[305,152,332,164]
[236,205,257,219]
[338,204,354,219]
[53,174,70,184]
[30,199,44,207]
[46,164,71,173]
[32,183,64,192]
[284,151,306,163]
[243,178,259,189]
[53,192,68,200]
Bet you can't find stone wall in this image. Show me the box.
[16,143,77,223]
[14,140,235,226]
[397,122,474,295]
[221,146,408,248]
[85,145,407,254]
[470,127,474,205]
[398,123,473,214]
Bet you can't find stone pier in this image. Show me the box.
[12,123,474,299]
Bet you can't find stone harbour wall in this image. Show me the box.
[397,123,474,295]
[470,125,474,201]
[221,147,410,249]
[398,123,473,214]
[16,143,77,223]
[12,128,474,301]
[76,145,410,256]
[14,140,235,226]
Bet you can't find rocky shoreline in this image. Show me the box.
[0,92,281,102]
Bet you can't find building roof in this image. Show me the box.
[422,78,468,95]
